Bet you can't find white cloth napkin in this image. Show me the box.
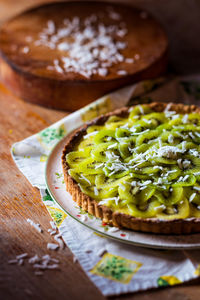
[11,76,200,296]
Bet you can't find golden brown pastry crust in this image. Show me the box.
[62,102,200,234]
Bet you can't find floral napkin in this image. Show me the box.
[12,76,200,296]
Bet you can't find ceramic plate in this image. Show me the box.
[45,136,200,250]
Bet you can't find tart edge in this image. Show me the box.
[62,102,200,234]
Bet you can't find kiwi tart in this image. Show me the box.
[62,102,200,234]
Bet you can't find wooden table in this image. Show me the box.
[1,1,200,299]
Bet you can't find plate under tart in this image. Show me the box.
[45,136,200,250]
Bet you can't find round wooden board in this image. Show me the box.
[0,1,168,111]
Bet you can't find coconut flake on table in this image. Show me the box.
[18,259,24,266]
[33,263,47,269]
[27,219,43,233]
[73,256,78,263]
[50,257,59,264]
[54,233,65,249]
[47,243,59,251]
[8,259,18,264]
[50,221,57,230]
[46,264,59,269]
[34,271,44,276]
[16,253,28,260]
[29,255,40,264]
[49,230,57,236]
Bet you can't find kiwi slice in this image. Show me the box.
[66,104,200,219]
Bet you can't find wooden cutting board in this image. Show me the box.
[0,1,168,111]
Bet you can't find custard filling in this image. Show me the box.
[66,105,200,219]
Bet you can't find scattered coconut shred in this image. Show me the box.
[27,218,43,233]
[9,218,112,274]
[28,6,141,78]
[8,220,68,276]
[9,253,60,276]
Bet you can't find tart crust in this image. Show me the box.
[62,102,200,234]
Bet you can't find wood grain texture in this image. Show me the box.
[0,1,200,300]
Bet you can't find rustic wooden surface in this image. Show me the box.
[1,1,200,300]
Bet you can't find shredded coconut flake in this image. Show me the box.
[22,46,29,54]
[189,132,196,140]
[73,256,78,263]
[35,10,131,78]
[34,271,44,276]
[168,134,174,144]
[194,172,200,176]
[177,159,182,169]
[107,227,119,233]
[182,160,191,169]
[50,221,57,230]
[182,114,188,124]
[94,187,99,195]
[29,255,40,264]
[8,259,18,264]
[97,248,107,257]
[50,230,57,236]
[107,143,118,149]
[47,264,59,269]
[80,174,91,185]
[47,243,59,251]
[54,234,65,250]
[189,193,196,202]
[27,219,43,233]
[80,215,88,222]
[18,259,24,266]
[117,70,127,76]
[195,132,200,138]
[16,253,28,260]
[193,186,200,191]
[183,175,189,181]
[83,131,98,139]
